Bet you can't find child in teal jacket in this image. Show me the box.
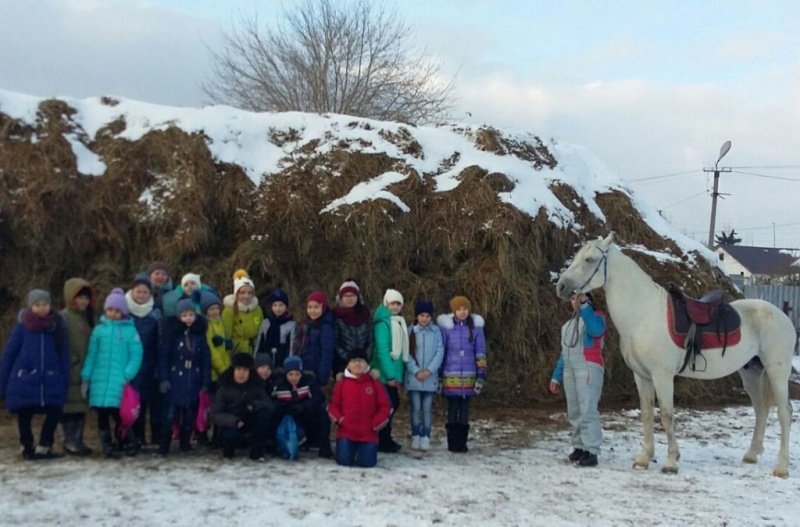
[81,288,143,458]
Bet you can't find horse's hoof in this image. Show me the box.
[772,468,789,479]
[632,461,649,470]
[742,455,758,464]
[661,465,679,475]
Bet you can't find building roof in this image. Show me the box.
[718,245,800,276]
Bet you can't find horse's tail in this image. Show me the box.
[761,368,775,409]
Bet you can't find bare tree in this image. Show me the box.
[202,0,454,124]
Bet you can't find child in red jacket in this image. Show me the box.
[327,349,391,468]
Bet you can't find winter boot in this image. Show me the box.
[446,423,458,452]
[157,433,171,457]
[62,420,81,455]
[411,435,421,450]
[74,417,93,456]
[568,448,587,462]
[33,445,63,460]
[454,424,469,453]
[576,452,598,467]
[420,436,431,450]
[20,443,36,461]
[100,431,122,459]
[318,440,334,459]
[179,429,194,453]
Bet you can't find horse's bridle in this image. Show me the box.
[575,246,608,293]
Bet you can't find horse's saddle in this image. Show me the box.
[667,285,742,373]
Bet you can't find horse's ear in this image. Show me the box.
[601,231,616,248]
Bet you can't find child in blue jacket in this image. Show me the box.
[158,298,211,455]
[405,299,444,451]
[0,289,70,460]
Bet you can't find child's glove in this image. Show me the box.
[211,335,224,347]
[159,381,171,394]
[225,339,234,351]
[80,380,89,400]
[474,379,484,395]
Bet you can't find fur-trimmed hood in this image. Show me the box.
[223,293,259,312]
[436,313,484,331]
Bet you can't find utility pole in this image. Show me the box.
[704,141,732,248]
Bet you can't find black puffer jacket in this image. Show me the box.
[211,369,274,428]
[333,317,374,375]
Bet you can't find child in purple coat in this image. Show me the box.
[437,295,486,453]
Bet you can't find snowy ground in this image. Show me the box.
[1,400,799,527]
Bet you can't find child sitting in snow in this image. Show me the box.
[328,349,391,468]
[272,355,326,459]
[211,353,273,461]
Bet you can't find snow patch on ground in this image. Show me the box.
[623,243,683,263]
[64,134,106,176]
[1,403,798,526]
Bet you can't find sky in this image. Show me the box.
[1,0,799,247]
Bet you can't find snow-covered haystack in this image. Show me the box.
[0,89,738,403]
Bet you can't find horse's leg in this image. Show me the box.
[652,373,679,474]
[763,362,792,478]
[633,373,655,469]
[739,366,768,464]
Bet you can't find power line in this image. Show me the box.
[660,190,708,210]
[627,169,701,183]
[728,165,800,169]
[730,170,800,182]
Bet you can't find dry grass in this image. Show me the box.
[0,99,749,407]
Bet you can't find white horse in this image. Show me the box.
[556,233,794,477]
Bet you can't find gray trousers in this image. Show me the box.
[563,358,604,455]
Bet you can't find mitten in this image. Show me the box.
[211,335,224,347]
[80,380,89,400]
[474,378,484,395]
[159,380,171,394]
[225,339,234,351]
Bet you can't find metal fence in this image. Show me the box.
[741,284,800,329]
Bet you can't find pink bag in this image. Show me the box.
[196,391,212,432]
[118,384,141,438]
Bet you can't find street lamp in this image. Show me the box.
[705,141,732,248]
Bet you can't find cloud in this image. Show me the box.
[0,0,219,105]
[452,73,800,246]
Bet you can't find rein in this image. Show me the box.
[576,246,608,293]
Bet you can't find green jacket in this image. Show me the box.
[207,317,230,382]
[222,302,263,355]
[61,278,93,414]
[371,305,405,384]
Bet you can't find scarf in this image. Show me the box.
[389,315,409,362]
[266,312,292,348]
[21,309,57,332]
[333,305,371,326]
[125,290,154,319]
[237,297,259,313]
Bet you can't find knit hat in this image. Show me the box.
[132,272,152,292]
[449,295,471,313]
[283,355,303,373]
[306,290,329,307]
[181,273,201,289]
[176,298,196,315]
[231,353,255,370]
[147,261,171,275]
[338,280,361,299]
[414,299,434,317]
[200,291,221,314]
[233,269,255,298]
[383,289,404,306]
[254,353,274,369]
[104,288,129,316]
[348,348,369,363]
[267,288,289,307]
[26,289,51,308]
